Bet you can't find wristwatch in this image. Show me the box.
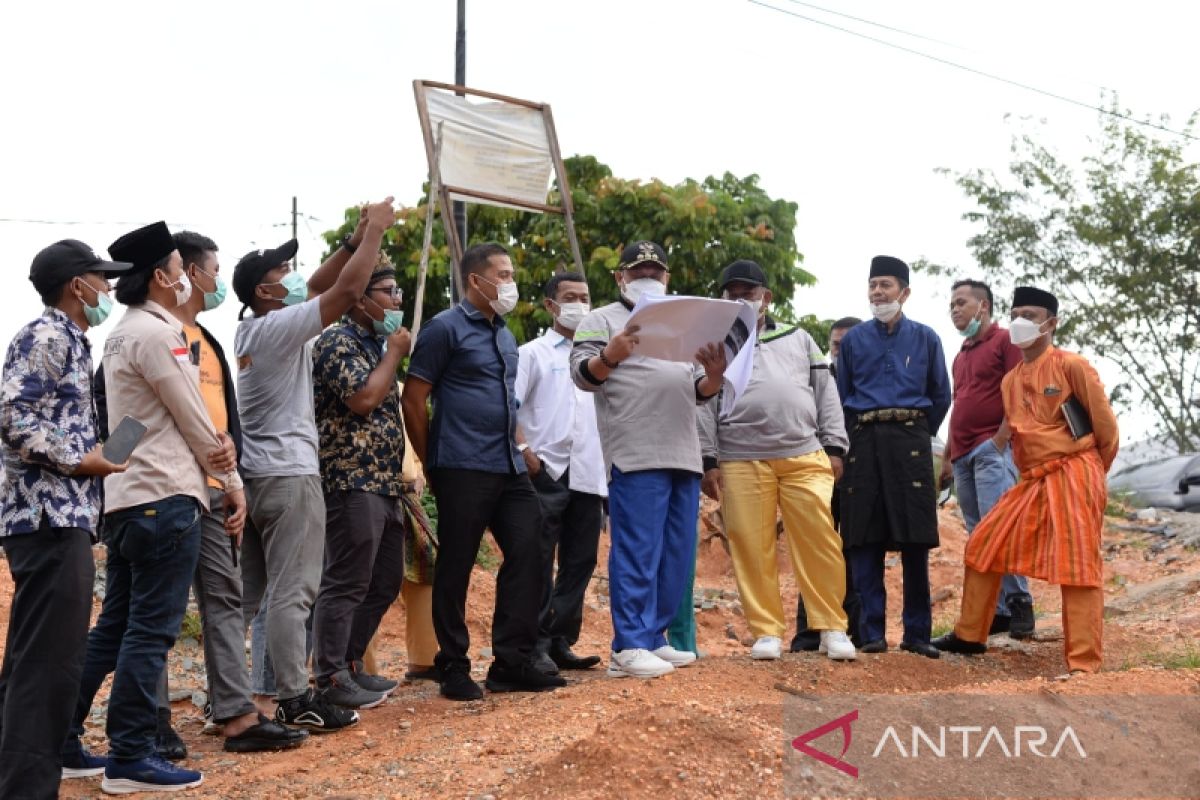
[340,235,358,254]
[517,443,530,454]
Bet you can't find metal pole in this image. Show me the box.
[452,0,467,301]
[412,123,444,339]
[291,196,298,263]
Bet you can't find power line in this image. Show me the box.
[0,217,198,227]
[781,0,965,50]
[748,0,1199,142]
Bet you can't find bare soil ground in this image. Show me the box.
[5,500,1198,799]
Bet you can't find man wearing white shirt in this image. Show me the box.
[516,272,607,673]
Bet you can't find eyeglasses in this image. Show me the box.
[368,286,403,301]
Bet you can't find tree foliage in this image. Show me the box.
[918,103,1200,451]
[322,155,817,345]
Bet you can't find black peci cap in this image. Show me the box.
[108,221,176,273]
[869,255,910,284]
[1012,286,1058,315]
[29,239,134,297]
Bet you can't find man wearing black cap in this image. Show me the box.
[63,221,247,793]
[935,287,1119,676]
[698,261,855,663]
[232,197,395,731]
[836,255,951,659]
[0,241,131,798]
[570,241,728,679]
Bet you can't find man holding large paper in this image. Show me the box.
[570,241,727,679]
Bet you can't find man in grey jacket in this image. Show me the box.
[570,241,727,679]
[698,261,856,662]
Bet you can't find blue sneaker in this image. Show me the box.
[100,755,202,794]
[61,741,106,779]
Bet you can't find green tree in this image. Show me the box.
[322,155,816,344]
[918,104,1200,451]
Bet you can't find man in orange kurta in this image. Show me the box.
[933,286,1119,674]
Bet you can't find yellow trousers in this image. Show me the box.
[362,580,439,674]
[955,567,1103,673]
[722,451,848,639]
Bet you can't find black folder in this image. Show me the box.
[1061,396,1093,440]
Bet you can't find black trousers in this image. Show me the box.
[313,490,407,683]
[792,488,862,649]
[529,466,603,650]
[431,469,543,672]
[0,527,93,800]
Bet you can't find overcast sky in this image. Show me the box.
[2,0,1196,445]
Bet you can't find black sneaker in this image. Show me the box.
[350,660,400,694]
[1008,596,1036,640]
[276,688,359,733]
[439,668,484,701]
[989,614,1012,635]
[319,669,387,709]
[485,660,567,693]
[155,708,187,761]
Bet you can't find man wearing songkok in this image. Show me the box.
[698,260,855,662]
[836,255,951,659]
[0,239,130,798]
[941,279,1034,639]
[515,271,607,674]
[570,241,728,679]
[64,221,246,793]
[934,287,1118,675]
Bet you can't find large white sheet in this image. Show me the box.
[626,294,758,416]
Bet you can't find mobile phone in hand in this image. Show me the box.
[103,416,147,464]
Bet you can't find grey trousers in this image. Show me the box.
[239,475,325,700]
[157,488,257,722]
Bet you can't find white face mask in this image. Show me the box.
[170,274,193,308]
[1009,317,1050,349]
[870,300,901,322]
[742,298,764,317]
[553,301,589,331]
[476,276,518,316]
[622,276,666,305]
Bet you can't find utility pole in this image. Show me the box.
[291,196,299,264]
[453,0,467,301]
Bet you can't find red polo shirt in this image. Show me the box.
[948,321,1023,462]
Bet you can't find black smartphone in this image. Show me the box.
[102,416,148,463]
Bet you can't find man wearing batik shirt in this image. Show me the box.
[935,287,1118,676]
[0,240,131,798]
[311,258,412,708]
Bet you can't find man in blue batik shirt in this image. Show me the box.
[0,240,132,798]
[836,255,951,660]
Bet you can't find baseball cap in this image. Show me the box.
[232,239,299,309]
[718,260,767,293]
[29,239,134,297]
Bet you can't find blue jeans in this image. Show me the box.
[607,467,699,652]
[952,438,1031,614]
[66,495,201,761]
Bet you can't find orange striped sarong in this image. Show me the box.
[964,449,1106,587]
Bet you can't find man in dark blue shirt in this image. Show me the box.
[836,256,951,659]
[402,243,564,701]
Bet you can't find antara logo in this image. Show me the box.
[791,711,1088,779]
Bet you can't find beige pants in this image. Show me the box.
[362,580,438,673]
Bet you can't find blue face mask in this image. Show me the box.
[78,280,113,327]
[365,295,403,335]
[196,267,227,311]
[263,271,307,306]
[958,304,984,338]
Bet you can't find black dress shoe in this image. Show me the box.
[532,650,561,675]
[789,632,821,653]
[485,661,567,693]
[1008,597,1036,640]
[859,639,888,654]
[989,614,1011,635]
[549,643,601,670]
[223,714,309,752]
[931,632,987,655]
[405,665,441,683]
[439,668,484,701]
[899,640,941,659]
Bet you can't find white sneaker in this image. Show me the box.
[607,648,675,678]
[819,630,858,661]
[651,644,697,667]
[750,636,783,660]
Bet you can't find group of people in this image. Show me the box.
[0,207,1119,797]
